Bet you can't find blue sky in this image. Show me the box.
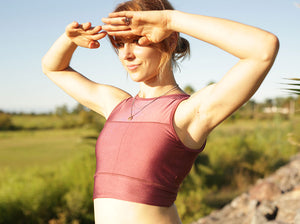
[0,0,299,113]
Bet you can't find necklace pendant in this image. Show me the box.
[128,116,133,120]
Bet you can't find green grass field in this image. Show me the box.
[0,114,299,224]
[0,128,96,170]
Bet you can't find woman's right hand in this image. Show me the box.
[102,11,173,45]
[65,21,107,49]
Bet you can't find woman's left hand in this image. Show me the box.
[102,11,173,45]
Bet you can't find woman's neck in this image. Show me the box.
[137,85,179,98]
[137,69,183,98]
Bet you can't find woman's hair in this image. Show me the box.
[109,0,190,74]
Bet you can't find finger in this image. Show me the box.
[81,22,92,30]
[102,24,130,32]
[138,36,152,46]
[70,21,79,28]
[102,17,128,25]
[91,32,107,40]
[88,40,100,49]
[108,11,132,18]
[106,30,134,37]
[87,32,107,48]
[66,21,79,31]
[93,25,102,33]
[85,25,102,34]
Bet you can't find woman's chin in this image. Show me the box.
[128,73,142,82]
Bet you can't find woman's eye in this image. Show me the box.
[116,42,124,48]
[133,39,140,45]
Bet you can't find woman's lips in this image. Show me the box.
[127,64,139,71]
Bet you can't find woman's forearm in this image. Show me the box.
[42,33,77,73]
[168,10,279,61]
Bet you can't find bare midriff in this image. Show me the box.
[94,198,182,224]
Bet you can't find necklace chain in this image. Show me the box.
[128,85,179,120]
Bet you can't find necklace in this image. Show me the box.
[128,85,179,120]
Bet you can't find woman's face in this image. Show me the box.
[116,37,163,83]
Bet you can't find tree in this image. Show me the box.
[72,104,87,114]
[184,85,195,95]
[55,104,69,117]
[207,81,216,86]
[265,98,273,107]
[79,110,94,125]
[0,112,13,130]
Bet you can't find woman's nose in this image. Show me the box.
[120,43,135,60]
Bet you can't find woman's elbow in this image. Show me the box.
[261,33,280,63]
[41,56,63,75]
[41,57,48,74]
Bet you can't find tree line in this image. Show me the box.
[0,89,299,131]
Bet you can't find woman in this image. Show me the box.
[41,0,279,223]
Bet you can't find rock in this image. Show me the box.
[266,159,300,193]
[257,201,278,220]
[267,221,289,224]
[295,210,300,224]
[275,189,300,223]
[191,153,300,224]
[250,201,278,224]
[251,211,268,224]
[249,181,281,201]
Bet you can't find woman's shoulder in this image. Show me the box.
[98,85,132,119]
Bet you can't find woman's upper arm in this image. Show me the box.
[43,67,131,118]
[203,37,279,129]
[176,35,279,143]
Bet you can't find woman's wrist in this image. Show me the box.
[166,10,176,32]
[42,33,78,72]
[166,10,183,33]
[62,33,78,49]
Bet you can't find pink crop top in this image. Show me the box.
[93,94,205,207]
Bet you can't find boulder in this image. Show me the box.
[192,153,300,224]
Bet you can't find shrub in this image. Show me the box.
[0,113,13,130]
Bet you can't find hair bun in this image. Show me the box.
[174,37,190,61]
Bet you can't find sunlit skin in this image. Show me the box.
[116,37,162,83]
[41,6,279,224]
